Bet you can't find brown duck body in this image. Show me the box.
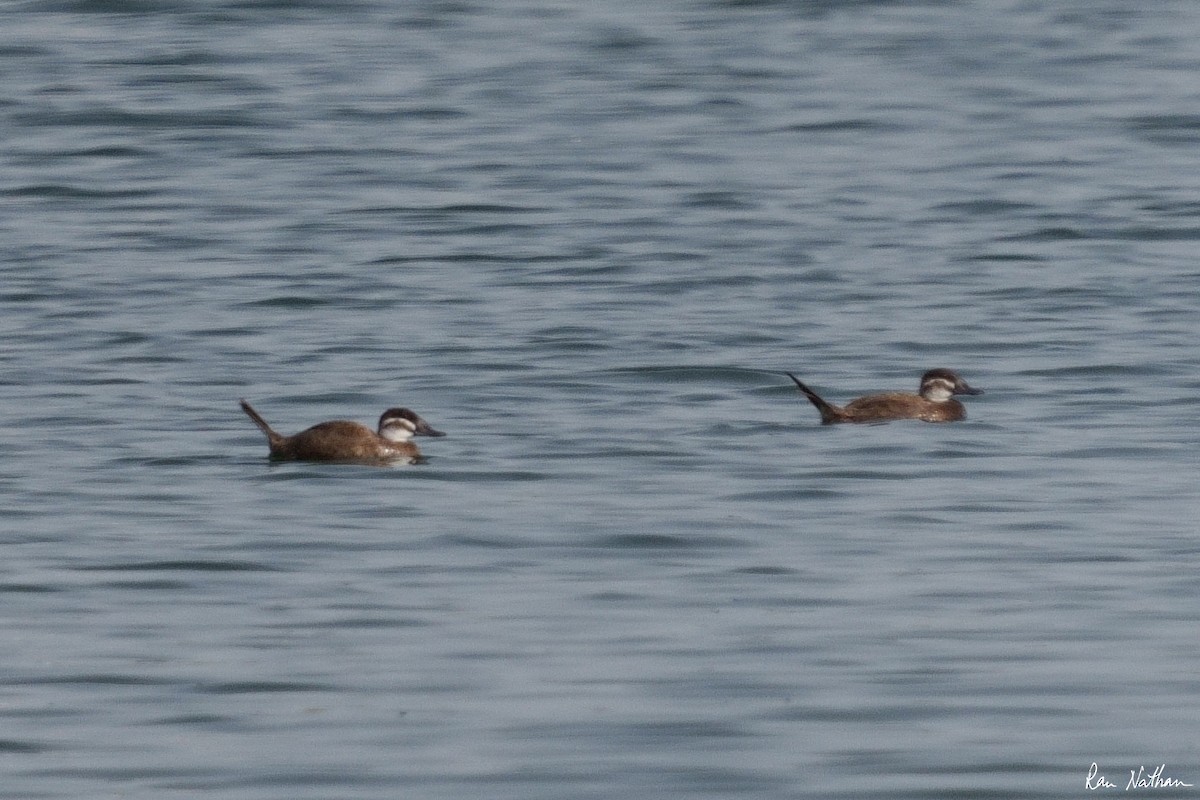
[239,400,443,463]
[787,369,982,425]
[828,392,967,423]
[265,419,421,461]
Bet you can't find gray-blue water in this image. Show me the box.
[3,1,1200,797]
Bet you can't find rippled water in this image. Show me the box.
[3,1,1200,798]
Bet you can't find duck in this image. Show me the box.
[239,399,444,462]
[786,368,983,424]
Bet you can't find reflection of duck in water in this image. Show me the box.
[239,400,445,462]
[786,369,983,424]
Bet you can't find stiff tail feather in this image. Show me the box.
[239,399,284,445]
[785,373,843,424]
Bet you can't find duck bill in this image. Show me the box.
[956,383,984,396]
[416,421,446,437]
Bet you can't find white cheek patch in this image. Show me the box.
[381,420,416,442]
[925,380,955,402]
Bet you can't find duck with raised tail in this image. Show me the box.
[786,369,983,424]
[239,399,445,463]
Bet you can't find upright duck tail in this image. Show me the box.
[785,373,845,425]
[239,399,284,446]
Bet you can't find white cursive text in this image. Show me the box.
[1086,763,1193,791]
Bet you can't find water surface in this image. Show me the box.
[3,1,1200,798]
